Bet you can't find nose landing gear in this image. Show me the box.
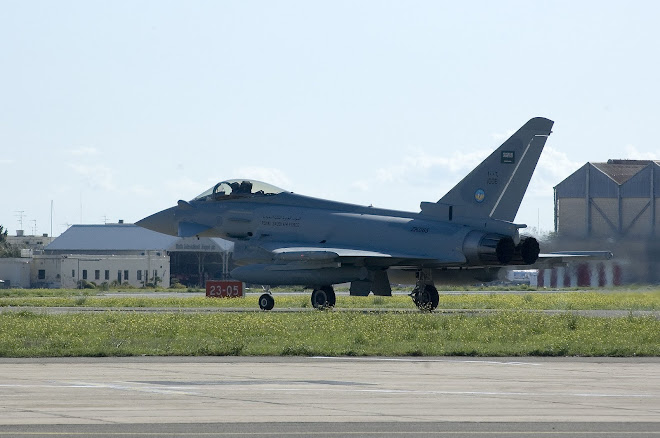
[410,269,439,311]
[258,293,275,310]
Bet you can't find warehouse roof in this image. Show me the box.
[592,160,660,185]
[46,224,232,253]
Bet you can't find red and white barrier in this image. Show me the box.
[537,262,622,288]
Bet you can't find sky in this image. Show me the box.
[2,1,659,238]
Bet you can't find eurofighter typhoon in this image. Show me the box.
[138,117,596,311]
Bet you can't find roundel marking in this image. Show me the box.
[474,189,485,203]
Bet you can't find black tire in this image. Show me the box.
[311,288,329,309]
[259,293,275,311]
[414,284,439,311]
[321,285,336,307]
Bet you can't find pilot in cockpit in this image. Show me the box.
[238,181,253,194]
[201,179,283,202]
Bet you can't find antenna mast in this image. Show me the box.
[15,210,25,231]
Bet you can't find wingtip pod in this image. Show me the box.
[430,117,555,223]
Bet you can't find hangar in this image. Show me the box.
[30,223,234,289]
[554,159,660,283]
[554,159,660,238]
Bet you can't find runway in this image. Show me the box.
[0,357,658,436]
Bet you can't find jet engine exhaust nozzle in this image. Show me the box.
[514,236,540,265]
[463,232,516,266]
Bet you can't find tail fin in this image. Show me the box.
[425,117,554,222]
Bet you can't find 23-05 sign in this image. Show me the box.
[206,280,244,298]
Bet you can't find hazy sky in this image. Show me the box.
[2,1,659,237]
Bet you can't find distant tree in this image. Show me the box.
[0,225,20,258]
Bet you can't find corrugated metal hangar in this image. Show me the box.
[554,159,660,283]
[555,159,660,238]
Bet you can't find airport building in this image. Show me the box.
[0,224,233,289]
[553,159,660,283]
[6,231,54,258]
[554,159,660,238]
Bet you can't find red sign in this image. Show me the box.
[206,280,244,298]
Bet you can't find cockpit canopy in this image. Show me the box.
[192,179,287,202]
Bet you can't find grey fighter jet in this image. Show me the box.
[138,117,588,311]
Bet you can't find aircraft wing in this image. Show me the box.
[266,246,612,267]
[260,243,465,266]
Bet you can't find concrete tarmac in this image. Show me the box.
[0,357,659,436]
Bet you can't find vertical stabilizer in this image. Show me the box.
[431,117,554,222]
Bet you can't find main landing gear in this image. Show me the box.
[410,269,439,311]
[311,286,336,310]
[258,285,336,311]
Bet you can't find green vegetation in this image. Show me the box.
[1,288,658,358]
[0,311,657,357]
[436,291,660,311]
[0,225,20,258]
[1,289,660,311]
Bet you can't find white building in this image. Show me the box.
[6,231,54,251]
[31,253,170,289]
[0,258,31,289]
[32,223,233,289]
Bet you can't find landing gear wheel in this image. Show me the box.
[412,284,439,311]
[259,293,275,311]
[322,286,336,307]
[311,286,335,309]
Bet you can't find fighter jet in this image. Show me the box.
[137,117,599,311]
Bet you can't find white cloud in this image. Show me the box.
[350,147,491,193]
[68,163,116,191]
[624,144,660,160]
[344,144,584,221]
[527,146,582,197]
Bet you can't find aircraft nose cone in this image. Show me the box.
[136,206,178,236]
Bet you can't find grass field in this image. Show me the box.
[1,289,660,310]
[0,311,657,357]
[0,288,658,358]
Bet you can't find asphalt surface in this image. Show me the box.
[1,422,659,437]
[0,357,658,437]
